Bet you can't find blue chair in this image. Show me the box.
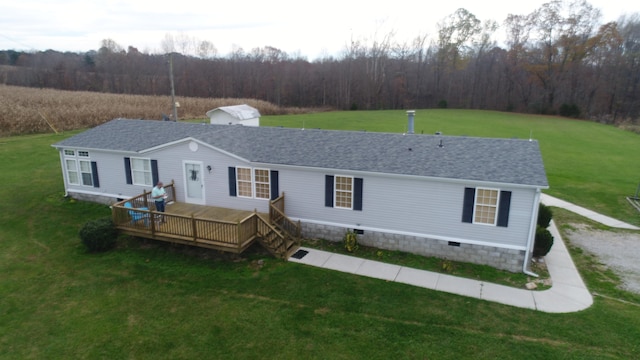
[124,202,149,226]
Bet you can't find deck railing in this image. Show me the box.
[270,193,301,245]
[112,188,300,255]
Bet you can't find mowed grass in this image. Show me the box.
[1,111,640,359]
[263,109,640,226]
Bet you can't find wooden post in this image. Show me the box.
[170,179,176,201]
[143,190,149,208]
[191,214,197,241]
[150,211,156,235]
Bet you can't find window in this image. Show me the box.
[474,188,499,225]
[325,175,363,211]
[237,167,253,197]
[229,167,275,200]
[79,160,93,186]
[254,169,270,199]
[63,150,99,188]
[65,159,79,184]
[131,157,152,186]
[462,187,511,227]
[335,176,353,209]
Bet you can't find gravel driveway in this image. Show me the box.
[563,224,640,294]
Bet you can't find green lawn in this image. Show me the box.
[1,111,640,359]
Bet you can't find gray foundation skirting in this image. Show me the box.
[68,192,117,206]
[301,222,525,273]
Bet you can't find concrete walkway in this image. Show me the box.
[289,194,639,313]
[541,194,640,230]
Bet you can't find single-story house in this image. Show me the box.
[205,104,260,126]
[52,118,548,273]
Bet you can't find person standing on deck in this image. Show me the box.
[152,181,167,221]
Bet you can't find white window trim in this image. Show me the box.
[253,168,271,200]
[130,157,152,186]
[236,166,253,198]
[65,158,79,185]
[64,150,94,187]
[334,175,354,210]
[235,167,271,200]
[472,187,500,226]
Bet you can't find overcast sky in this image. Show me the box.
[1,0,637,60]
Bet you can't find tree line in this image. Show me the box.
[1,1,639,123]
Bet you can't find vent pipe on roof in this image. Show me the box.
[406,110,415,134]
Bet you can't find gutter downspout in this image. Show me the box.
[522,188,542,277]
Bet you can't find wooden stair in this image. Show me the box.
[256,213,300,259]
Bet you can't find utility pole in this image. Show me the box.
[169,53,178,121]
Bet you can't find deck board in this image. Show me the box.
[164,202,260,222]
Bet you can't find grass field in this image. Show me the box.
[1,111,640,359]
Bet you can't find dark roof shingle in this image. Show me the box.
[54,119,548,187]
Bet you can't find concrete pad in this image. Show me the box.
[548,284,593,308]
[322,253,365,274]
[356,260,402,282]
[288,247,332,267]
[532,288,592,313]
[548,265,587,288]
[395,267,439,289]
[436,274,482,298]
[481,282,537,310]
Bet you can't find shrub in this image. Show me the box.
[533,225,554,257]
[343,230,359,253]
[537,203,553,228]
[559,103,581,118]
[79,217,118,252]
[437,100,448,109]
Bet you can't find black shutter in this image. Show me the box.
[151,160,159,186]
[91,161,100,188]
[270,170,279,200]
[124,157,132,184]
[325,175,334,207]
[353,178,363,211]
[497,191,512,227]
[462,187,475,223]
[228,167,237,197]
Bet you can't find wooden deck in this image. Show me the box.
[112,183,301,258]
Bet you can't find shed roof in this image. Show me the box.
[53,119,548,187]
[205,104,260,120]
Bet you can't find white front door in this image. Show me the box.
[183,161,204,204]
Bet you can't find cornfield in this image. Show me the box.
[0,85,316,137]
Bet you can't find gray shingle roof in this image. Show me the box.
[53,119,548,187]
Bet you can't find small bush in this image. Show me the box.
[559,103,581,118]
[79,217,118,252]
[533,225,554,257]
[537,203,553,228]
[343,230,359,253]
[437,100,448,109]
